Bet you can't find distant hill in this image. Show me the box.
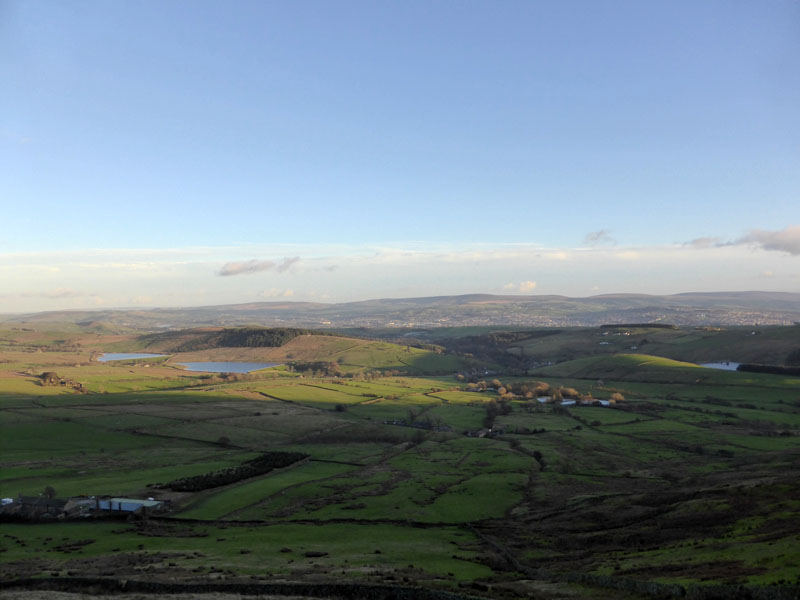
[3,291,799,329]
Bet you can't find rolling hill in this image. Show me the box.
[3,291,799,329]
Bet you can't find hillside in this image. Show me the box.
[173,335,460,374]
[2,326,799,598]
[429,324,800,370]
[533,353,706,382]
[120,328,468,376]
[531,353,800,391]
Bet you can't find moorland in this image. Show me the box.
[0,320,799,600]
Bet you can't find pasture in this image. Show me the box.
[1,326,799,599]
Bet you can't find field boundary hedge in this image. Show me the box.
[160,451,308,492]
[737,363,800,376]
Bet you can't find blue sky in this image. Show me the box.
[1,1,799,311]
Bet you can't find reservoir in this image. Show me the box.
[177,361,280,373]
[700,362,741,371]
[98,353,166,362]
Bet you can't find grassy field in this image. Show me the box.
[1,324,799,599]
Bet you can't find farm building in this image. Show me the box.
[0,495,168,519]
[97,497,166,513]
[9,496,68,519]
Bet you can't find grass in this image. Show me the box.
[0,521,492,581]
[2,329,800,594]
[177,461,356,520]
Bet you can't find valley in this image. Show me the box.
[0,322,798,599]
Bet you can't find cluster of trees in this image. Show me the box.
[737,363,800,376]
[39,372,61,385]
[34,339,83,352]
[289,362,409,380]
[462,377,624,407]
[173,328,339,352]
[162,451,307,492]
[290,361,344,377]
[483,398,513,429]
[197,372,254,384]
[464,378,552,399]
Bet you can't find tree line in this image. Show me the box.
[159,451,308,492]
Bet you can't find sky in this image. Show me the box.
[1,0,799,313]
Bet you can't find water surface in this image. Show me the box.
[700,362,741,371]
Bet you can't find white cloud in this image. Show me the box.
[503,281,537,293]
[259,288,295,298]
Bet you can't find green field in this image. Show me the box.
[1,325,799,599]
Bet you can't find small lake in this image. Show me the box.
[98,353,166,362]
[700,362,741,371]
[177,361,281,373]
